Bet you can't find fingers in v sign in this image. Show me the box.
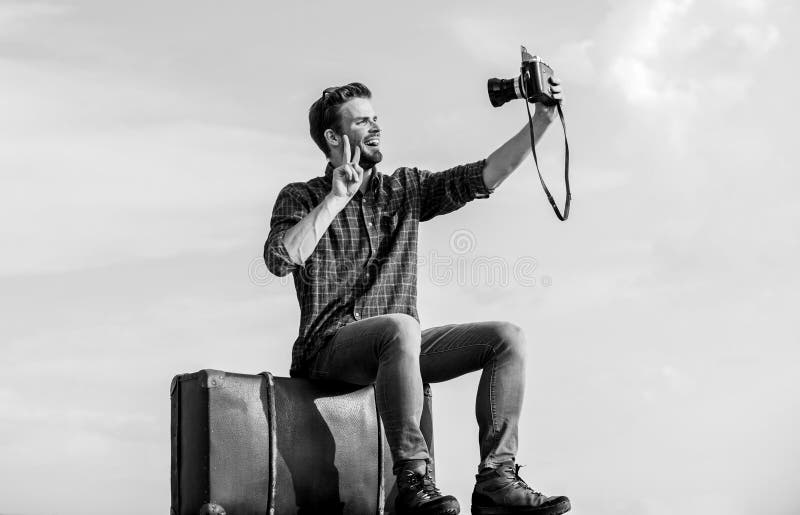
[351,145,364,180]
[341,135,363,185]
[328,134,365,199]
[341,134,353,182]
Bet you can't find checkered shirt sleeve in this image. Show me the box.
[263,184,309,277]
[413,159,494,221]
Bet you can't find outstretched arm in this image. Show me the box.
[482,76,564,191]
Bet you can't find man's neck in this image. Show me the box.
[359,168,374,194]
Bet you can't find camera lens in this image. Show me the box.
[487,77,524,107]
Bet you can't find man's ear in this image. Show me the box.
[324,128,339,149]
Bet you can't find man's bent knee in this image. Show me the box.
[376,313,421,358]
[491,321,527,361]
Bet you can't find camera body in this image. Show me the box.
[488,46,556,108]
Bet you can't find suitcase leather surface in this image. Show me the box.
[171,369,434,515]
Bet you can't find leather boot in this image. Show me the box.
[395,461,460,515]
[471,460,570,515]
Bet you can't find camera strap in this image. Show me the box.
[524,100,570,221]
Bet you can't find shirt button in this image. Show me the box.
[354,312,361,320]
[368,221,374,227]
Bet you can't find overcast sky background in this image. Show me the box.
[1,0,798,513]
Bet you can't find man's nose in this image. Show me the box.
[369,120,380,132]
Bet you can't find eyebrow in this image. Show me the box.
[354,116,377,121]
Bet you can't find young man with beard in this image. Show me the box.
[264,82,570,515]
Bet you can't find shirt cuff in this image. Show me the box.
[264,230,302,277]
[465,159,494,199]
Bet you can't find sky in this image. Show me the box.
[1,0,798,513]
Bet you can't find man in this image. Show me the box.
[264,81,570,515]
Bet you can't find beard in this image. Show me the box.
[358,148,383,170]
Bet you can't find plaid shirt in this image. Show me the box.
[264,159,494,376]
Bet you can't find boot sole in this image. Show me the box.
[396,498,461,515]
[471,497,571,515]
[397,506,460,515]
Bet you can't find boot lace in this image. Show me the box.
[402,469,442,500]
[510,464,542,496]
[420,469,442,499]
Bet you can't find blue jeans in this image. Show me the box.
[306,313,526,474]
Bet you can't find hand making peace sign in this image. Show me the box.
[330,135,364,199]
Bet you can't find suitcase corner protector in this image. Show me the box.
[201,369,226,389]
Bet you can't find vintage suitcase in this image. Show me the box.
[170,369,435,515]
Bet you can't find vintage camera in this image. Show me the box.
[487,46,556,107]
[486,45,570,221]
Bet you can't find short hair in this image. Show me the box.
[309,82,372,157]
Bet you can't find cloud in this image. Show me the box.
[554,40,597,83]
[0,400,158,444]
[0,58,317,277]
[609,55,695,107]
[732,23,780,54]
[660,364,696,394]
[733,0,768,14]
[554,0,780,110]
[623,0,695,59]
[448,17,516,65]
[445,0,782,115]
[0,1,67,33]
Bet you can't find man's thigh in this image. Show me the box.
[420,321,506,383]
[307,316,507,385]
[307,313,411,385]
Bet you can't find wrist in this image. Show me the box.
[533,109,555,124]
[324,191,350,212]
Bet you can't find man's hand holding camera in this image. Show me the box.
[533,76,563,124]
